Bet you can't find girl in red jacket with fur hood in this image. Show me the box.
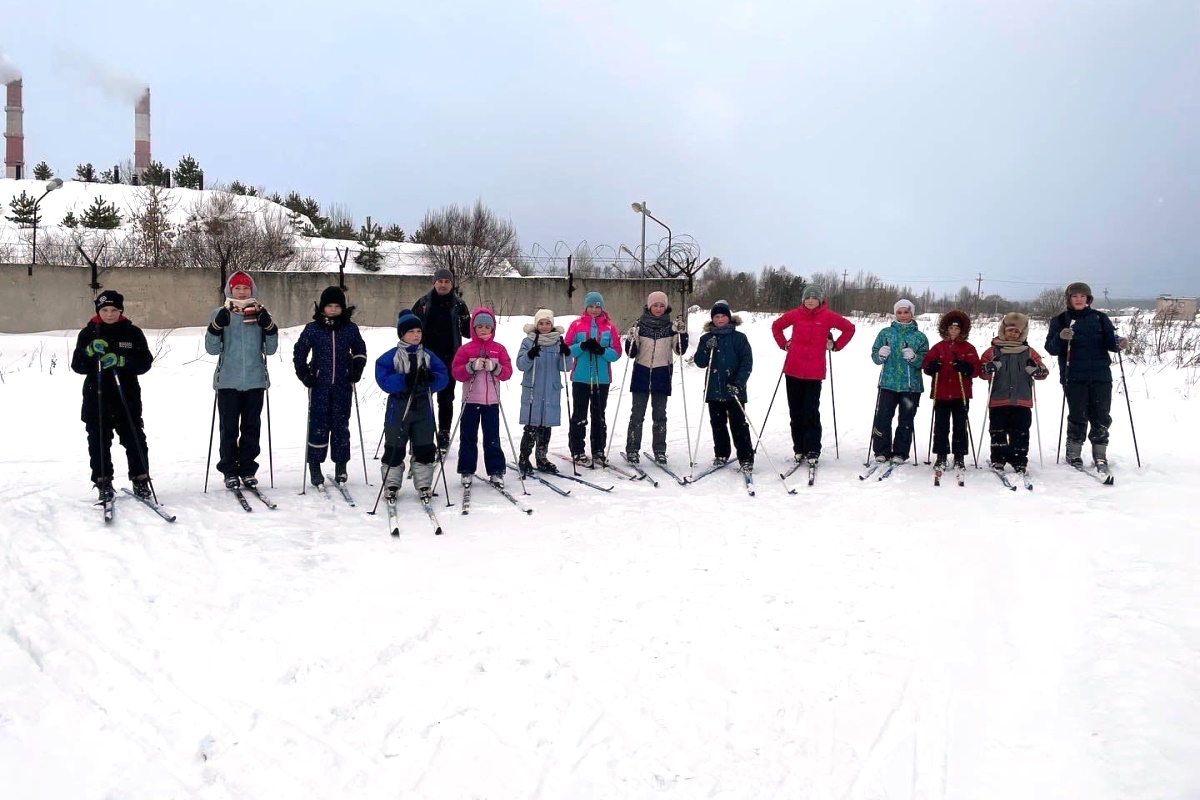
[770,285,855,462]
[920,310,980,470]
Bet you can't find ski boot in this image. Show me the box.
[308,462,325,486]
[625,451,640,464]
[591,452,608,468]
[712,455,729,467]
[488,473,505,489]
[654,453,669,466]
[224,474,241,489]
[334,461,348,484]
[95,478,115,504]
[738,459,754,474]
[572,452,592,468]
[534,428,558,473]
[132,474,153,500]
[240,475,258,489]
[1065,439,1084,468]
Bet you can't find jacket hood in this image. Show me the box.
[224,271,257,299]
[468,307,499,342]
[522,322,565,336]
[938,309,972,340]
[312,305,356,324]
[702,314,743,332]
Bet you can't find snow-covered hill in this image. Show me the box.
[0,313,1196,798]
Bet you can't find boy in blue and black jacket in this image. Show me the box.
[692,300,754,472]
[293,286,368,486]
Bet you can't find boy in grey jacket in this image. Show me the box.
[205,271,279,489]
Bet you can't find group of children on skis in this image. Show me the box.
[75,274,1125,506]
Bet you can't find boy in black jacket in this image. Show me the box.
[1044,282,1126,469]
[71,291,155,502]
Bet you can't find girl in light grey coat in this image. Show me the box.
[204,271,279,488]
[515,308,572,474]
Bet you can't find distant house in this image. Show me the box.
[1155,295,1198,321]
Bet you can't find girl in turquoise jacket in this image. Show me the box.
[868,299,929,463]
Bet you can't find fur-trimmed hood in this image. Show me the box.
[937,309,972,340]
[702,314,743,332]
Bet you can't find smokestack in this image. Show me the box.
[4,79,22,180]
[134,87,150,174]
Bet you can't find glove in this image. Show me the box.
[626,325,639,338]
[99,352,124,370]
[1033,365,1049,379]
[923,359,941,377]
[490,359,504,374]
[726,383,743,401]
[826,338,836,351]
[213,308,231,328]
[877,345,892,359]
[527,344,542,360]
[1024,358,1040,375]
[559,342,571,356]
[901,347,916,362]
[672,318,687,334]
[581,339,605,355]
[348,359,365,384]
[469,357,488,372]
[1117,336,1130,351]
[953,361,974,375]
[1059,327,1074,341]
[706,337,718,350]
[297,368,319,388]
[982,361,1000,375]
[412,364,433,386]
[85,338,109,357]
[256,307,273,329]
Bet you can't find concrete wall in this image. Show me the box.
[1,264,689,333]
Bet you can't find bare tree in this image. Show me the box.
[128,185,180,268]
[177,192,296,272]
[415,198,521,278]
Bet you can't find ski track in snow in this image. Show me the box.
[1,316,1198,798]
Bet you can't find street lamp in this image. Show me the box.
[30,177,64,276]
[631,201,671,278]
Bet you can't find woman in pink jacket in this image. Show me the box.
[450,308,514,487]
[770,285,855,463]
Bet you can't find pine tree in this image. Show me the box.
[174,154,203,189]
[81,196,123,229]
[283,191,305,215]
[33,162,53,180]
[266,192,283,205]
[141,160,169,188]
[4,191,40,227]
[61,211,80,228]
[355,216,384,271]
[98,168,115,184]
[75,163,96,182]
[132,185,177,267]
[229,180,248,195]
[381,223,406,242]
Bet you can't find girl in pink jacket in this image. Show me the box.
[770,285,855,462]
[450,308,513,486]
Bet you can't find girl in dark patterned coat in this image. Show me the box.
[692,301,755,472]
[980,312,1049,474]
[921,310,980,470]
[292,286,368,486]
[622,290,689,465]
[71,291,155,502]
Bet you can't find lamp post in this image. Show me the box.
[630,201,649,278]
[30,178,64,276]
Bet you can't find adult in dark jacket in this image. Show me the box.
[412,268,471,452]
[293,286,368,486]
[692,301,754,471]
[1044,281,1124,468]
[204,271,279,489]
[70,291,155,501]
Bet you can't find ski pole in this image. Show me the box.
[1032,381,1044,469]
[373,428,385,460]
[675,317,694,474]
[428,387,452,502]
[865,387,882,466]
[204,391,217,493]
[733,395,796,494]
[112,371,158,504]
[562,351,579,478]
[265,388,275,488]
[1117,348,1141,467]
[432,369,477,503]
[924,372,937,464]
[301,387,312,495]
[827,346,840,459]
[756,369,786,452]
[977,353,997,463]
[353,384,370,485]
[94,340,110,492]
[957,370,979,469]
[371,386,418,514]
[496,394,529,496]
[604,343,632,459]
[1056,325,1073,464]
[691,348,715,467]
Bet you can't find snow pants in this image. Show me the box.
[871,389,920,461]
[785,376,823,458]
[305,383,353,466]
[625,391,668,457]
[217,388,265,480]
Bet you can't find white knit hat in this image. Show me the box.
[894,298,915,315]
[533,308,554,325]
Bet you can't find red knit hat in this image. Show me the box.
[228,272,253,290]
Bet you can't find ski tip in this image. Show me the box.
[787,488,798,495]
[435,527,443,535]
[390,529,400,537]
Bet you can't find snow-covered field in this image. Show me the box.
[2,312,1197,799]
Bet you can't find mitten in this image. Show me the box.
[923,359,941,377]
[1024,358,1039,375]
[826,338,836,351]
[559,342,571,356]
[982,362,1000,375]
[527,344,542,360]
[705,337,718,350]
[297,368,319,388]
[672,319,687,333]
[901,347,916,362]
[877,345,892,359]
[213,308,231,328]
[99,352,124,370]
[726,384,742,401]
[348,360,365,384]
[1117,336,1130,351]
[582,339,605,355]
[412,364,432,386]
[1059,327,1074,341]
[953,361,973,375]
[256,307,274,329]
[85,338,109,357]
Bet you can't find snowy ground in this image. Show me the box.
[2,313,1197,799]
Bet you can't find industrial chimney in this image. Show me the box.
[134,87,151,174]
[4,79,23,180]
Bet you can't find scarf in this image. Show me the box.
[392,343,430,377]
[989,336,1029,355]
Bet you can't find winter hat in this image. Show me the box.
[1064,281,1093,305]
[894,298,915,315]
[583,291,605,309]
[1000,312,1029,337]
[710,300,732,320]
[646,290,669,309]
[396,309,422,339]
[802,285,824,302]
[473,310,496,329]
[94,291,124,312]
[937,309,972,339]
[533,308,555,326]
[228,271,254,291]
[319,286,347,310]
[433,268,453,282]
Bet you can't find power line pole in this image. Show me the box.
[1104,287,1110,305]
[975,272,983,313]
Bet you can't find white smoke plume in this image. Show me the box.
[54,46,147,103]
[0,51,21,84]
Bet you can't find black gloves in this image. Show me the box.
[981,362,999,375]
[214,307,231,328]
[953,361,974,375]
[256,307,273,329]
[705,337,718,350]
[923,359,941,377]
[527,344,542,360]
[581,339,605,355]
[726,383,743,401]
[297,368,319,388]
[348,360,366,384]
[559,342,571,356]
[412,364,433,387]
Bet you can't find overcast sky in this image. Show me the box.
[4,0,1197,299]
